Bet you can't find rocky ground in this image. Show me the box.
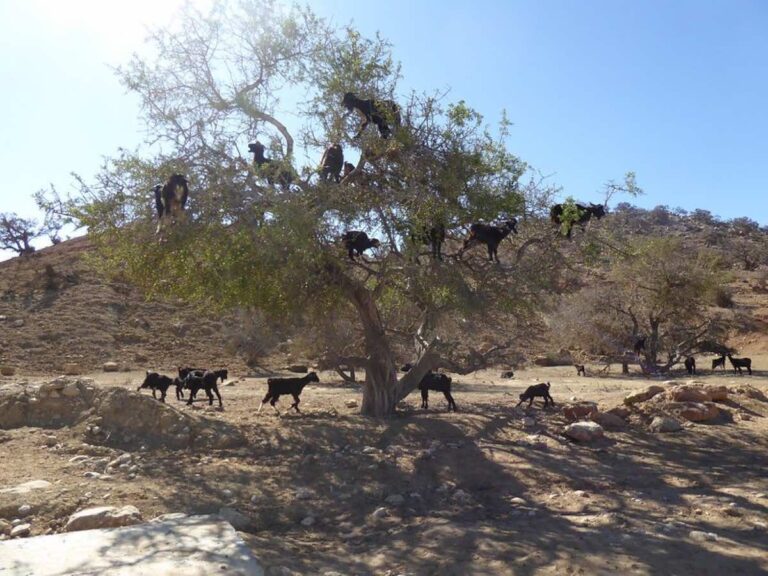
[1,364,768,575]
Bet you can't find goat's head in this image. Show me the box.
[307,371,320,383]
[590,204,606,219]
[370,238,381,249]
[341,92,358,111]
[505,219,518,234]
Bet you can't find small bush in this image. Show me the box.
[713,287,734,308]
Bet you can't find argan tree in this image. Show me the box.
[53,0,564,415]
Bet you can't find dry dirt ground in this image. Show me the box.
[2,364,768,576]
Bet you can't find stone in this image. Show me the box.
[649,416,682,433]
[564,421,605,442]
[704,385,728,402]
[607,406,631,419]
[689,530,718,541]
[218,507,250,531]
[295,488,313,500]
[43,435,58,447]
[18,504,32,516]
[624,385,665,406]
[453,490,472,504]
[670,401,720,422]
[61,363,82,376]
[344,400,358,408]
[0,519,12,535]
[669,385,711,403]
[371,507,388,519]
[300,516,315,527]
[563,402,598,422]
[522,417,536,427]
[10,524,31,538]
[61,382,81,397]
[362,446,379,454]
[64,506,142,532]
[591,412,626,429]
[0,515,264,575]
[103,362,120,373]
[0,480,52,495]
[385,494,405,506]
[0,366,15,376]
[12,319,25,328]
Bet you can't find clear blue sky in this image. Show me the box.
[1,0,766,259]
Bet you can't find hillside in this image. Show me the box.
[1,204,768,377]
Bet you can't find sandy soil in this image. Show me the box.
[2,363,768,576]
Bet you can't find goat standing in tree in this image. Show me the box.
[342,92,401,139]
[154,174,189,234]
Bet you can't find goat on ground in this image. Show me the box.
[154,174,189,234]
[418,372,457,411]
[319,144,344,183]
[342,231,380,261]
[575,364,586,376]
[137,371,174,403]
[249,141,294,188]
[517,382,555,408]
[462,219,517,262]
[550,203,606,239]
[727,354,752,375]
[259,372,320,414]
[684,356,696,375]
[633,337,646,356]
[411,222,446,261]
[184,369,226,408]
[711,355,726,370]
[342,92,401,139]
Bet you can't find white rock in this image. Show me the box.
[222,489,234,498]
[62,382,81,397]
[10,524,31,538]
[371,507,388,519]
[0,480,52,495]
[689,530,718,541]
[84,472,101,479]
[18,505,32,516]
[300,516,315,527]
[649,416,682,433]
[564,421,604,442]
[509,497,527,506]
[43,435,58,447]
[345,400,358,408]
[362,446,379,454]
[65,506,142,532]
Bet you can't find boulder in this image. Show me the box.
[563,402,598,422]
[669,401,720,422]
[0,480,52,495]
[703,385,728,402]
[607,406,631,419]
[564,421,605,442]
[669,385,711,403]
[65,506,143,532]
[10,524,31,538]
[624,385,665,406]
[103,362,120,373]
[591,411,627,429]
[649,416,682,433]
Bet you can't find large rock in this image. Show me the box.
[564,421,605,442]
[669,401,720,422]
[0,480,52,495]
[591,411,627,429]
[0,514,264,575]
[563,402,598,422]
[649,416,683,433]
[704,385,728,402]
[624,385,665,406]
[65,506,143,532]
[669,385,711,403]
[61,363,82,376]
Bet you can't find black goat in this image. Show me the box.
[259,372,320,414]
[342,231,380,261]
[319,144,344,183]
[184,369,226,407]
[462,219,517,262]
[342,92,401,139]
[154,174,189,234]
[342,162,355,178]
[711,355,726,370]
[550,203,606,239]
[684,356,696,375]
[501,370,515,379]
[517,382,554,408]
[575,364,586,376]
[249,141,294,188]
[411,222,446,261]
[400,363,413,373]
[728,354,752,375]
[633,337,646,356]
[418,372,457,411]
[137,371,174,403]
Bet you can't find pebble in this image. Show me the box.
[509,497,527,506]
[371,507,388,519]
[43,435,58,447]
[84,472,101,479]
[385,494,405,506]
[362,446,379,454]
[11,519,23,527]
[222,489,233,498]
[301,516,316,527]
[10,524,31,538]
[18,504,32,516]
[689,530,718,541]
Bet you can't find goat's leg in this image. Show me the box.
[206,388,214,405]
[547,394,555,406]
[444,391,456,412]
[213,385,223,408]
[160,390,166,403]
[151,389,157,399]
[291,393,301,413]
[421,389,429,409]
[270,397,281,415]
[258,393,272,413]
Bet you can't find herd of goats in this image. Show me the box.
[137,364,561,414]
[153,92,608,259]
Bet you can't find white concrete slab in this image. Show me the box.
[0,514,264,576]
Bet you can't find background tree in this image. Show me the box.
[48,0,564,416]
[0,213,41,256]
